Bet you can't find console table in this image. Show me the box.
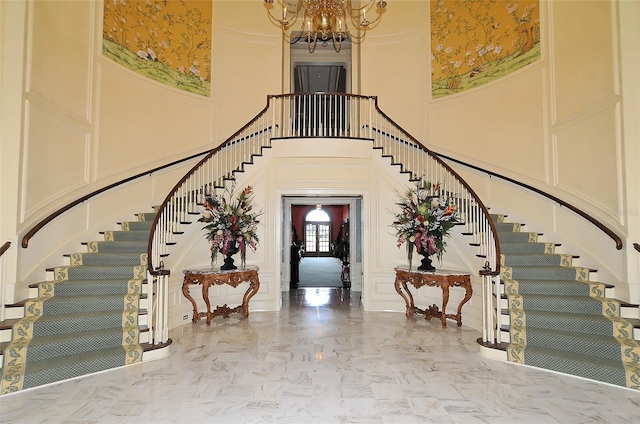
[182,266,260,325]
[394,266,472,327]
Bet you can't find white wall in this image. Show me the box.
[165,137,484,331]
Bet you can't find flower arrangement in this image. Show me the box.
[390,180,460,269]
[198,184,262,269]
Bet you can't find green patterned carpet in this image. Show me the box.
[494,214,640,389]
[298,257,343,288]
[0,213,154,394]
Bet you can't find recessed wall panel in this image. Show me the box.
[430,69,546,181]
[219,31,280,139]
[97,64,214,179]
[360,0,427,139]
[550,0,616,122]
[554,107,619,217]
[361,32,423,138]
[24,103,88,217]
[29,0,92,121]
[273,161,369,183]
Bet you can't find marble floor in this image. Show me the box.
[1,288,640,423]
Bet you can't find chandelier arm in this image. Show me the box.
[347,0,385,28]
[332,31,343,53]
[306,31,318,53]
[264,0,387,50]
[265,0,310,45]
[348,0,376,12]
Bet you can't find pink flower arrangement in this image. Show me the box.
[199,184,262,266]
[391,180,460,268]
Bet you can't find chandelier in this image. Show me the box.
[263,0,387,53]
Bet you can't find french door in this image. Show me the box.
[305,223,331,256]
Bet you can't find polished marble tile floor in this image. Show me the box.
[2,288,640,423]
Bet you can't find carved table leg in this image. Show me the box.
[182,279,200,323]
[241,277,260,317]
[202,281,213,325]
[453,284,473,326]
[440,283,450,327]
[394,277,414,318]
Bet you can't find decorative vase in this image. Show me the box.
[417,252,435,271]
[220,246,239,271]
[416,243,436,272]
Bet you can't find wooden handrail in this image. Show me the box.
[146,99,274,275]
[21,151,211,248]
[634,243,640,253]
[437,154,624,250]
[0,241,11,257]
[370,98,501,276]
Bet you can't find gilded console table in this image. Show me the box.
[182,266,260,325]
[394,266,472,327]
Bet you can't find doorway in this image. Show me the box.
[290,37,352,94]
[297,204,343,288]
[293,65,347,93]
[283,196,362,292]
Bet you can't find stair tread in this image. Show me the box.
[11,326,141,346]
[507,343,635,368]
[31,278,148,288]
[8,309,138,323]
[507,325,632,343]
[1,209,159,393]
[502,309,630,319]
[502,278,615,288]
[0,318,21,330]
[502,293,606,300]
[2,345,140,374]
[30,293,142,302]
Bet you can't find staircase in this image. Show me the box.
[7,93,633,395]
[0,212,157,394]
[493,213,640,389]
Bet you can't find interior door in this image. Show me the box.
[305,223,330,256]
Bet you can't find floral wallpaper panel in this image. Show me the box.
[431,0,540,99]
[103,0,212,97]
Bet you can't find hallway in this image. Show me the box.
[298,257,344,288]
[1,288,639,423]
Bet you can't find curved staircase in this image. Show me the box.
[492,213,640,389]
[0,213,158,394]
[3,93,634,395]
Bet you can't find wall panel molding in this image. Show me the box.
[552,103,622,224]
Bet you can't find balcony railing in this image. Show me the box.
[147,93,502,347]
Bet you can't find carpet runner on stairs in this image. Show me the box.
[493,214,640,389]
[0,213,153,394]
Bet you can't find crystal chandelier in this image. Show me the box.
[263,0,388,53]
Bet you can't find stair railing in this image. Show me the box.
[0,241,11,322]
[438,154,624,250]
[147,93,502,346]
[146,99,279,344]
[365,101,502,345]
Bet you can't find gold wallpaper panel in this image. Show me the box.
[431,0,540,98]
[102,0,212,97]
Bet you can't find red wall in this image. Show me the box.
[291,204,348,243]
